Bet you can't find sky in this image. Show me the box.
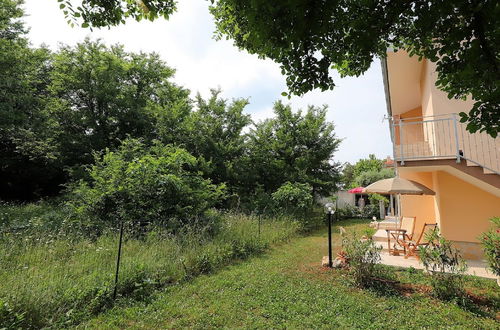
[22,0,393,164]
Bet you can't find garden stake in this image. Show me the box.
[113,220,124,300]
[258,214,261,238]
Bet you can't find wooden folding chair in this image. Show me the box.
[401,223,438,259]
[385,216,415,256]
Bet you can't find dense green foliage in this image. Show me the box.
[479,217,500,277]
[68,140,226,235]
[0,205,300,328]
[246,102,340,198]
[419,228,468,301]
[271,182,313,217]
[341,231,383,288]
[340,154,394,189]
[48,40,189,174]
[1,2,341,205]
[59,0,499,137]
[336,204,379,220]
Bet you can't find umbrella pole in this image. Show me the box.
[397,194,403,220]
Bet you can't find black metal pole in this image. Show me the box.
[113,220,124,300]
[328,211,332,268]
[258,214,261,237]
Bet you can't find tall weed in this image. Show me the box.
[0,209,300,328]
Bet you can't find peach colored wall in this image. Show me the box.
[387,51,422,116]
[399,171,438,237]
[400,169,500,259]
[425,62,474,116]
[394,108,424,146]
[420,60,434,118]
[434,171,500,243]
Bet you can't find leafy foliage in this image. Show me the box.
[479,217,500,277]
[246,101,341,199]
[419,228,468,301]
[340,154,394,189]
[68,139,226,234]
[48,39,189,176]
[341,231,382,287]
[210,1,500,137]
[336,204,378,220]
[56,0,177,28]
[0,0,59,200]
[271,182,313,217]
[2,2,341,215]
[183,90,252,191]
[58,0,499,136]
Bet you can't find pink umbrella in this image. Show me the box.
[348,187,364,194]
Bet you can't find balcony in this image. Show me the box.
[390,114,500,175]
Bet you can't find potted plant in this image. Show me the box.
[479,217,500,286]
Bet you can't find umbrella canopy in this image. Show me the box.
[348,187,364,194]
[363,177,435,195]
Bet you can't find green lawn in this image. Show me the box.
[82,219,500,329]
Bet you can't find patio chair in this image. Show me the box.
[401,223,438,259]
[385,216,415,256]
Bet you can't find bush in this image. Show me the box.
[67,139,226,235]
[271,182,313,218]
[342,231,382,287]
[336,205,361,219]
[479,217,500,278]
[419,228,468,301]
[336,204,377,219]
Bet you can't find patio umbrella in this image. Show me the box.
[348,186,364,194]
[362,177,435,218]
[362,177,435,195]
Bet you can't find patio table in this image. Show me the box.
[385,228,407,256]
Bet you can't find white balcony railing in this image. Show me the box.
[390,114,500,175]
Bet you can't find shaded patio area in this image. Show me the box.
[370,219,496,280]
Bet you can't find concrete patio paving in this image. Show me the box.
[380,252,497,279]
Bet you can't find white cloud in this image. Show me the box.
[22,0,393,164]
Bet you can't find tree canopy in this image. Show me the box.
[340,154,394,189]
[58,0,499,137]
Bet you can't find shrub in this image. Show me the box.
[419,228,468,301]
[342,231,382,287]
[336,204,378,220]
[336,204,361,219]
[271,182,313,218]
[67,139,226,235]
[360,204,379,219]
[479,217,500,278]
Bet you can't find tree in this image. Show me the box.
[0,2,192,200]
[247,101,341,197]
[47,39,190,177]
[183,90,251,190]
[353,169,395,188]
[68,139,226,234]
[341,154,394,189]
[0,0,59,200]
[59,0,500,137]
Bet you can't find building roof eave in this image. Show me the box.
[381,56,393,118]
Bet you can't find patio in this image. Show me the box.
[379,251,496,279]
[371,221,496,280]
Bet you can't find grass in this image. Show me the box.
[0,205,301,328]
[82,219,500,329]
